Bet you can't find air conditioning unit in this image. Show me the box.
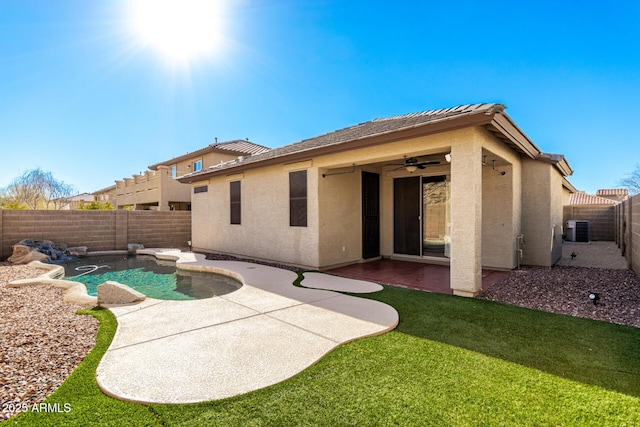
[565,220,576,242]
[565,220,590,242]
[575,220,590,243]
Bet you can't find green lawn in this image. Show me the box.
[13,283,640,426]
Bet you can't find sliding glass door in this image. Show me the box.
[422,176,450,258]
[394,175,450,258]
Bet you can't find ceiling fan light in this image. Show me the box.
[406,165,418,173]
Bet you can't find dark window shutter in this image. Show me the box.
[289,171,307,227]
[230,181,241,224]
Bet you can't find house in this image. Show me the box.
[58,192,95,210]
[568,191,618,206]
[178,104,575,296]
[114,139,270,210]
[93,185,117,205]
[595,188,628,203]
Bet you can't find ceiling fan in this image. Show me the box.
[390,156,441,172]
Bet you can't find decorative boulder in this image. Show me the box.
[97,281,146,306]
[68,246,89,257]
[8,244,50,264]
[128,243,144,255]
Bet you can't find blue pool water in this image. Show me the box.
[58,254,241,300]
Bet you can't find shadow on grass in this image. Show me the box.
[364,285,640,398]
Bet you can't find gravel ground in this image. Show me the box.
[478,266,640,328]
[0,262,98,422]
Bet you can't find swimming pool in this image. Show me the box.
[59,254,242,300]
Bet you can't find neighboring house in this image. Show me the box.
[93,185,117,205]
[595,188,628,203]
[178,103,575,297]
[564,189,626,242]
[568,191,618,206]
[114,139,270,210]
[59,192,95,210]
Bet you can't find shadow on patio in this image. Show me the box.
[326,258,509,295]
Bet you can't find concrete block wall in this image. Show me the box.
[127,211,192,249]
[616,194,640,275]
[0,210,191,260]
[563,205,615,241]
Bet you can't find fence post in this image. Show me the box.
[115,210,128,250]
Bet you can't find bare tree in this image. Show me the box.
[1,168,77,209]
[619,165,640,196]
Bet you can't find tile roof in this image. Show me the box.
[148,139,270,170]
[569,192,617,205]
[210,140,271,156]
[180,103,507,180]
[596,188,629,197]
[92,184,116,194]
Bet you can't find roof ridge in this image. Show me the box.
[371,103,503,122]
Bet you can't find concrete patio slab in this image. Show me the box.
[106,297,259,349]
[96,249,399,404]
[301,272,384,293]
[97,314,338,404]
[268,294,399,343]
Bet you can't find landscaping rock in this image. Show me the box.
[8,239,77,263]
[128,243,144,255]
[7,244,50,264]
[0,262,98,422]
[68,246,88,257]
[97,281,146,305]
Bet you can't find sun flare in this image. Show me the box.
[128,0,225,64]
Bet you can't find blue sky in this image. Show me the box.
[1,0,639,194]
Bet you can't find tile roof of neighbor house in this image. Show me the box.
[596,188,629,197]
[569,192,618,205]
[93,184,116,195]
[178,103,573,182]
[148,139,271,170]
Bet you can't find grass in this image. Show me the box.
[12,282,640,426]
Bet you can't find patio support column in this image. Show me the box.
[449,139,483,297]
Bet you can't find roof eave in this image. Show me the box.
[489,113,541,159]
[148,144,264,170]
[562,177,578,193]
[178,110,499,182]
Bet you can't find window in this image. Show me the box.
[194,185,208,193]
[230,181,241,224]
[193,160,202,172]
[289,170,307,227]
[171,165,177,178]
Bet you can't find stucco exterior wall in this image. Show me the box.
[189,125,561,275]
[478,127,523,270]
[521,159,550,266]
[171,151,239,177]
[482,163,515,269]
[520,159,564,266]
[317,166,365,268]
[115,151,241,210]
[190,162,320,268]
[549,167,564,264]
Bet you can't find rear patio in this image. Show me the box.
[328,259,509,294]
